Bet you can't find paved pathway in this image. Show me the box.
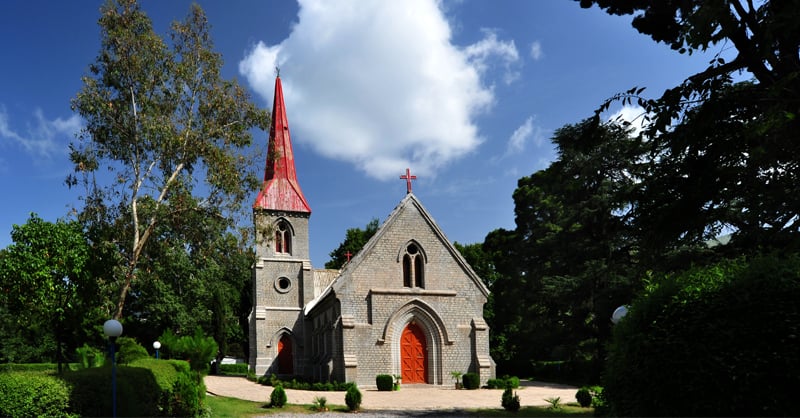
[205,375,578,412]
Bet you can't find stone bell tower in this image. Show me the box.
[249,75,313,376]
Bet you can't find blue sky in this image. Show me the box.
[0,1,722,265]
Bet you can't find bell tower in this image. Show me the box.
[250,75,312,376]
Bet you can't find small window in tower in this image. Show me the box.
[275,220,292,254]
[401,243,424,288]
[274,276,292,293]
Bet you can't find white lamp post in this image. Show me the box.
[103,319,123,418]
[611,305,629,324]
[153,341,161,359]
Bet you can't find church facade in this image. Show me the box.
[249,76,495,387]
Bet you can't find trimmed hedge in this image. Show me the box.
[0,371,73,418]
[219,363,248,375]
[604,254,800,416]
[63,358,203,417]
[376,374,393,391]
[462,372,480,390]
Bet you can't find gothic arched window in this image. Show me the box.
[275,220,292,254]
[402,243,424,288]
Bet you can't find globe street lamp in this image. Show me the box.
[103,319,123,418]
[153,341,161,359]
[611,305,628,324]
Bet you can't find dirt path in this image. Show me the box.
[205,375,579,411]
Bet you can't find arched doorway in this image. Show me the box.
[277,335,294,374]
[401,322,428,383]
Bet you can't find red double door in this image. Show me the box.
[400,323,428,383]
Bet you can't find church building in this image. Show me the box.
[249,76,495,387]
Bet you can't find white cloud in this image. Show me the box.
[530,40,543,61]
[0,105,80,159]
[608,105,649,137]
[463,29,520,84]
[506,115,546,154]
[239,0,518,181]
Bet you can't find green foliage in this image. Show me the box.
[117,336,149,364]
[502,387,521,412]
[0,371,74,418]
[269,384,287,408]
[345,385,362,411]
[159,328,218,375]
[575,388,592,408]
[75,344,105,368]
[69,0,268,319]
[545,396,562,411]
[484,120,641,378]
[462,372,480,390]
[219,363,248,375]
[604,254,800,416]
[0,214,96,370]
[487,376,520,389]
[65,358,202,417]
[376,374,393,391]
[256,374,353,391]
[313,396,328,411]
[325,218,379,269]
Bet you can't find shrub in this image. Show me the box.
[345,385,362,411]
[270,385,287,408]
[604,254,800,416]
[64,358,202,417]
[462,372,480,390]
[116,337,149,364]
[504,375,520,389]
[159,328,218,375]
[313,396,328,411]
[575,387,592,407]
[75,344,105,369]
[545,396,562,411]
[219,363,248,375]
[0,371,73,418]
[486,378,504,389]
[376,374,393,391]
[501,386,521,412]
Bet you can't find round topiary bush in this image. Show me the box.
[270,384,287,408]
[575,387,592,408]
[604,254,800,416]
[345,385,362,411]
[462,372,480,390]
[375,374,393,391]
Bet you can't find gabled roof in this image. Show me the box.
[305,193,489,315]
[253,76,311,213]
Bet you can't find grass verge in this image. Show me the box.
[205,395,349,416]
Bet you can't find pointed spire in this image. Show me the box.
[254,76,312,213]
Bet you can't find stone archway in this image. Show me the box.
[401,322,428,383]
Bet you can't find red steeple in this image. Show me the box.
[253,76,311,213]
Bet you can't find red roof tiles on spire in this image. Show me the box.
[253,76,312,213]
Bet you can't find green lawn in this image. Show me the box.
[205,395,594,417]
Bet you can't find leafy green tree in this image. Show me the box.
[0,214,99,371]
[325,218,380,269]
[484,120,642,377]
[577,0,800,256]
[68,0,268,319]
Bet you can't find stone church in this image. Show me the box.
[249,76,495,387]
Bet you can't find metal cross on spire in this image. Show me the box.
[345,251,353,262]
[400,168,417,194]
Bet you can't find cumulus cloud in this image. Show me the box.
[506,115,546,154]
[530,40,543,61]
[239,0,519,181]
[608,105,649,137]
[0,105,80,159]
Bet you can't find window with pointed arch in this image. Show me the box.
[402,243,424,288]
[275,220,292,255]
